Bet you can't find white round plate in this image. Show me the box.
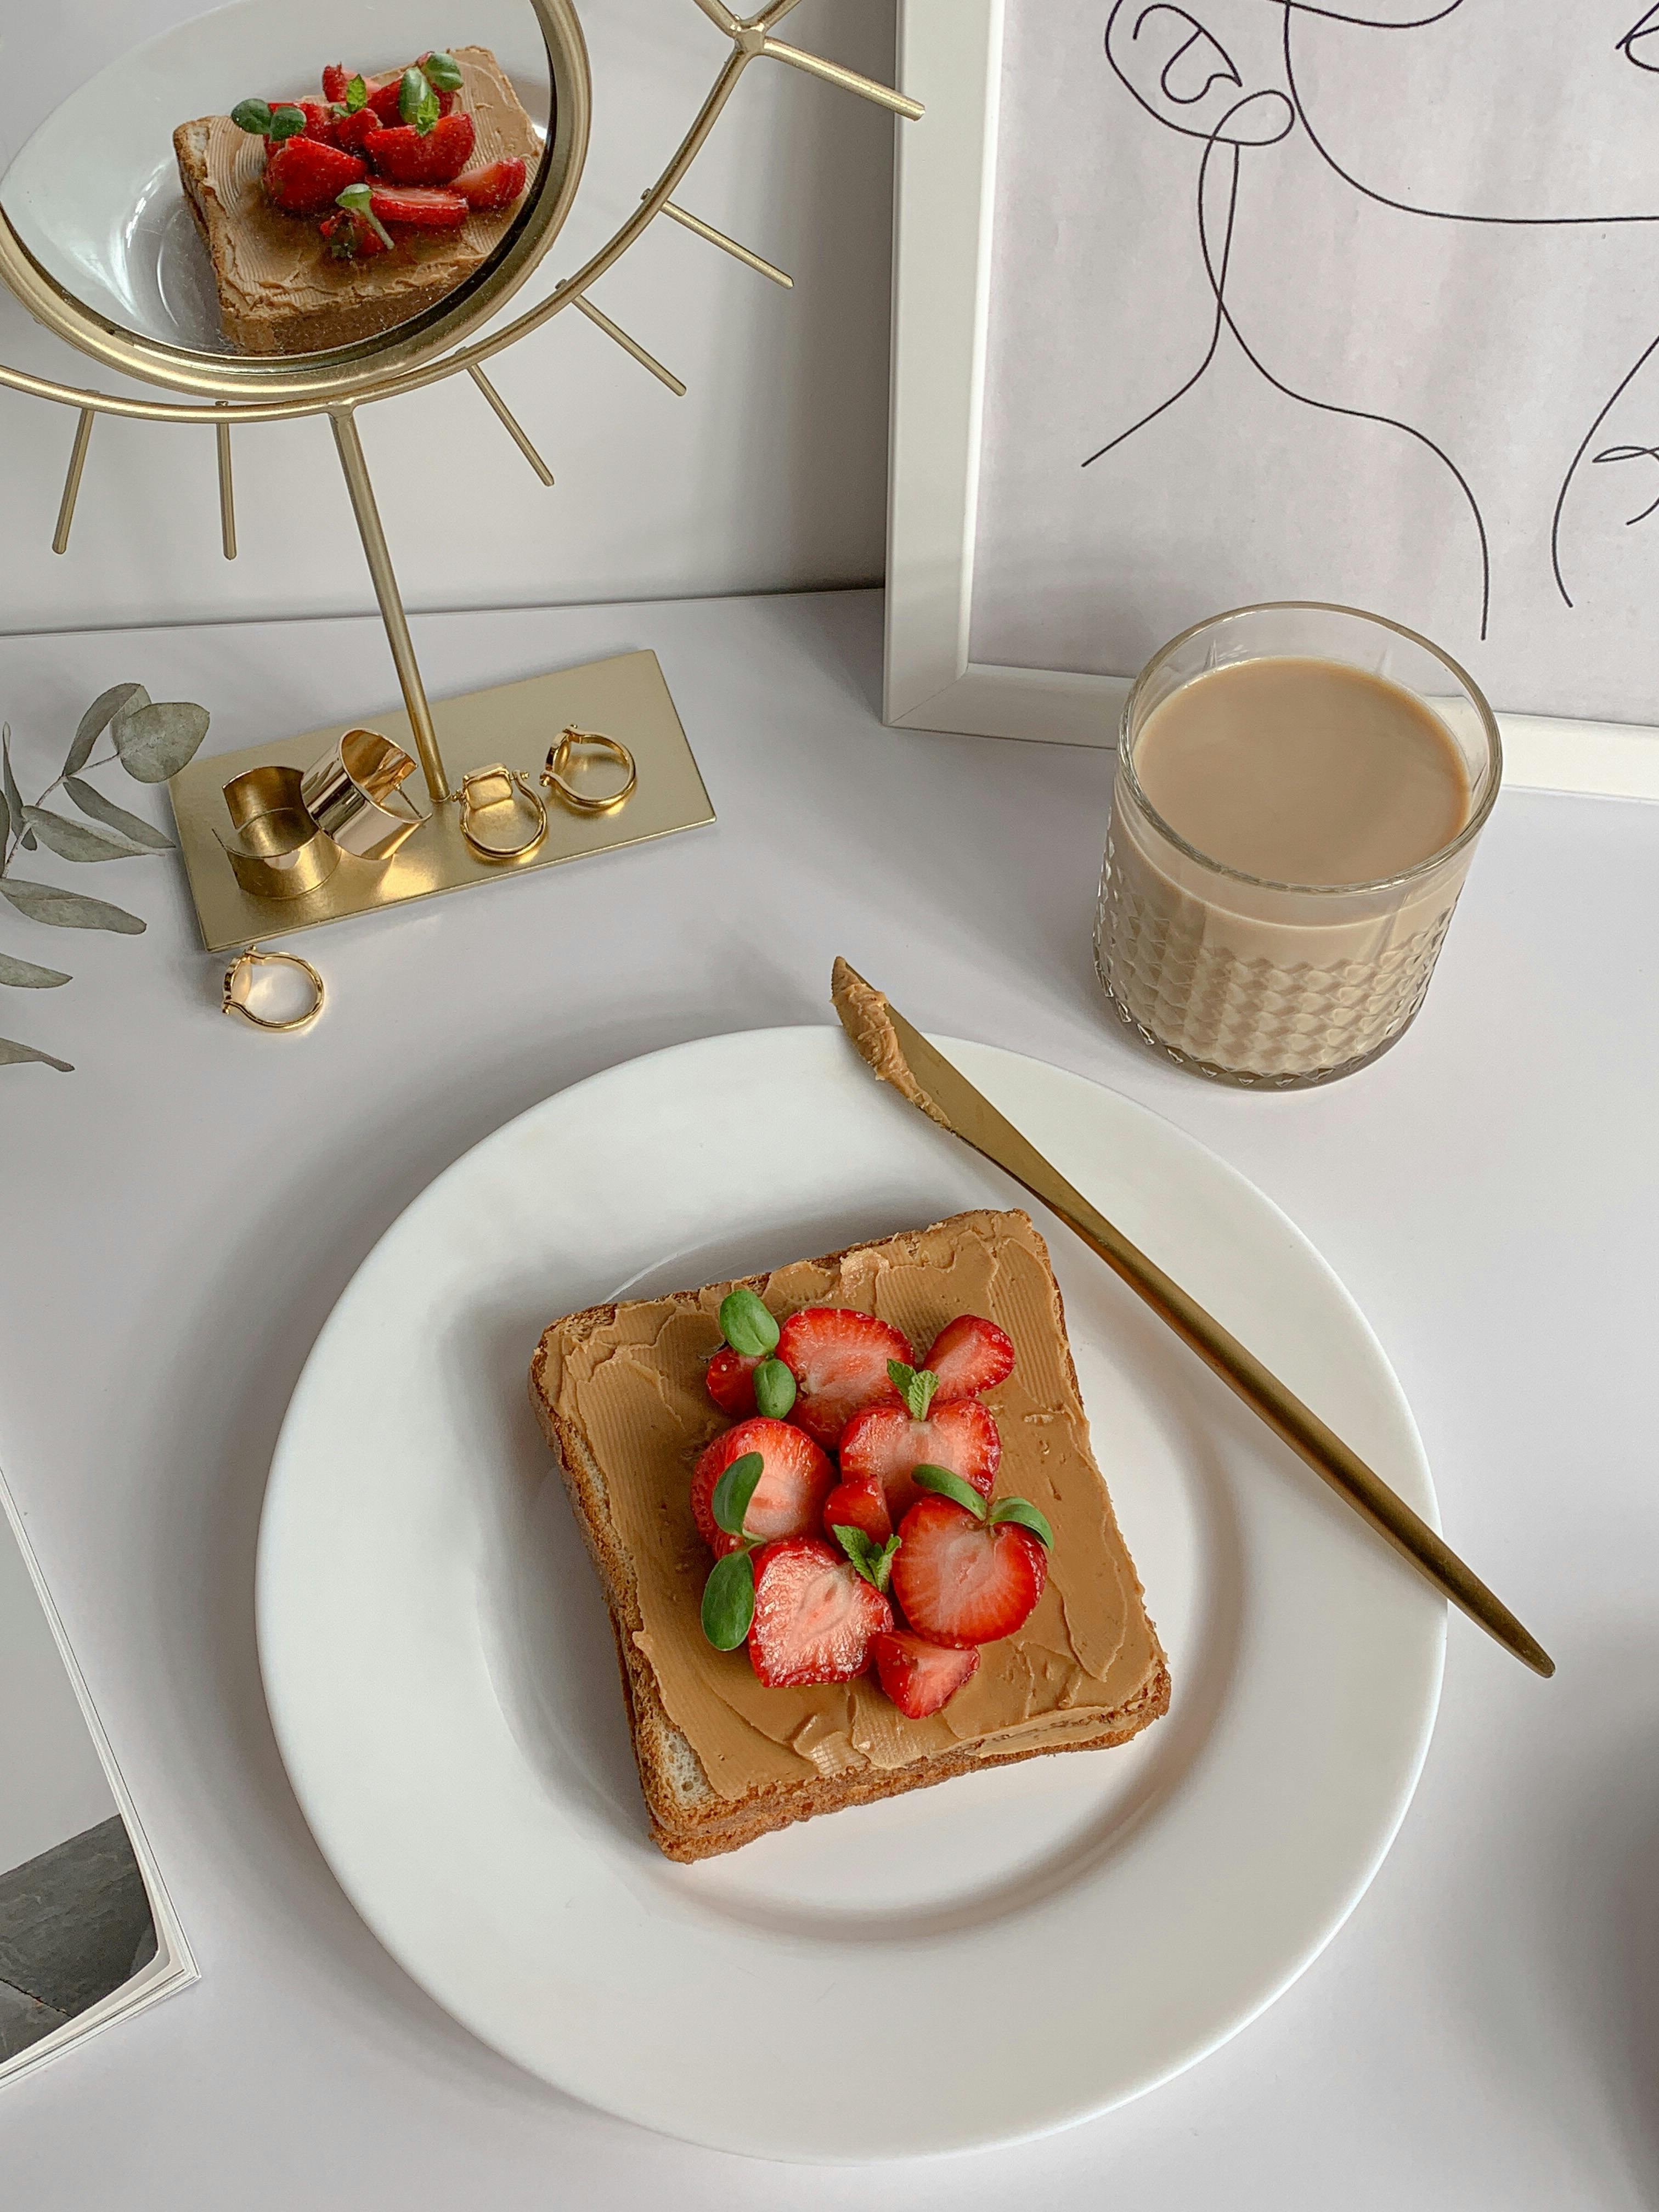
[2,0,548,353]
[256,1028,1443,2162]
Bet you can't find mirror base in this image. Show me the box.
[168,648,714,953]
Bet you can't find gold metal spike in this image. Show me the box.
[52,409,94,555]
[467,364,555,486]
[572,296,687,396]
[216,412,237,560]
[760,37,925,119]
[660,199,793,287]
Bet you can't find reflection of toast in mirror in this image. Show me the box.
[172,46,540,356]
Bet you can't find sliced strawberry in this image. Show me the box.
[263,138,368,216]
[923,1314,1015,1401]
[821,1474,891,1548]
[775,1307,912,1448]
[453,157,528,212]
[294,99,340,145]
[838,1398,999,1527]
[889,1494,1047,1647]
[364,111,476,185]
[365,183,469,230]
[365,62,459,123]
[334,106,380,156]
[872,1630,981,1718]
[707,1346,759,1418]
[319,208,390,259]
[690,1417,833,1558]
[748,1537,893,1688]
[321,63,351,104]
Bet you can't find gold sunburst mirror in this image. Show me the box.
[0,1,919,949]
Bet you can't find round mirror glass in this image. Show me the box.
[0,0,577,370]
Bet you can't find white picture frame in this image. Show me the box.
[883,0,1659,800]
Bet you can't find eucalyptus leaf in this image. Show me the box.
[0,1036,72,1071]
[0,877,145,933]
[0,780,8,857]
[701,1549,756,1650]
[718,1287,778,1358]
[711,1451,765,1539]
[752,1356,796,1420]
[64,777,172,851]
[2,729,33,852]
[887,1358,938,1423]
[66,682,146,776]
[911,1464,988,1519]
[0,951,71,988]
[988,1497,1054,1548]
[24,805,146,862]
[114,701,210,783]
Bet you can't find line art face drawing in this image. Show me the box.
[1083,0,1659,639]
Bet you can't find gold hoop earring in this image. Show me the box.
[540,725,637,816]
[221,946,325,1035]
[458,765,548,863]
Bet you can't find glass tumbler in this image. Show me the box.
[1094,603,1502,1088]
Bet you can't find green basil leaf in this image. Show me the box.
[422,49,465,91]
[911,1464,986,1518]
[752,1357,796,1419]
[887,1358,937,1422]
[0,1036,72,1071]
[711,1451,765,1538]
[399,64,431,125]
[23,806,145,862]
[701,1549,756,1649]
[113,700,210,783]
[0,878,145,933]
[345,74,368,112]
[988,1497,1054,1548]
[231,98,273,134]
[0,952,71,989]
[63,778,172,851]
[718,1287,778,1358]
[66,682,146,776]
[267,104,308,142]
[833,1524,899,1592]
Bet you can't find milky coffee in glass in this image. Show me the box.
[1094,604,1501,1087]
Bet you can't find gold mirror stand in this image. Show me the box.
[0,0,922,948]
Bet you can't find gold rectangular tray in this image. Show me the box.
[169,648,715,953]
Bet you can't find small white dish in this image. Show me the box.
[256,1026,1443,2160]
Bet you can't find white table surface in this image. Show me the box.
[0,587,1653,2209]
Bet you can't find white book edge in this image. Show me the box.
[0,1466,198,2091]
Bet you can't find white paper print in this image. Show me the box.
[969,0,1659,722]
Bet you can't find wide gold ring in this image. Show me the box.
[458,765,548,863]
[221,947,325,1034]
[540,725,637,815]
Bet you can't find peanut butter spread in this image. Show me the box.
[179,46,540,353]
[538,1210,1166,1801]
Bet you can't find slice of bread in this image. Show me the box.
[530,1208,1170,1862]
[172,46,540,356]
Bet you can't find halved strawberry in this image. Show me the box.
[872,1630,981,1717]
[363,111,476,185]
[263,138,368,216]
[690,1418,833,1558]
[321,63,352,104]
[707,1346,759,1418]
[838,1398,999,1527]
[775,1307,912,1448]
[923,1314,1015,1401]
[453,157,528,212]
[821,1474,891,1548]
[365,183,469,230]
[319,207,390,259]
[748,1537,893,1688]
[889,1494,1047,1647]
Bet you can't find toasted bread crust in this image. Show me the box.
[530,1218,1170,1862]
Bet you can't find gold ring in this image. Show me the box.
[458,765,548,863]
[540,725,637,815]
[221,947,325,1034]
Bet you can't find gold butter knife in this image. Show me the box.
[831,958,1553,1679]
